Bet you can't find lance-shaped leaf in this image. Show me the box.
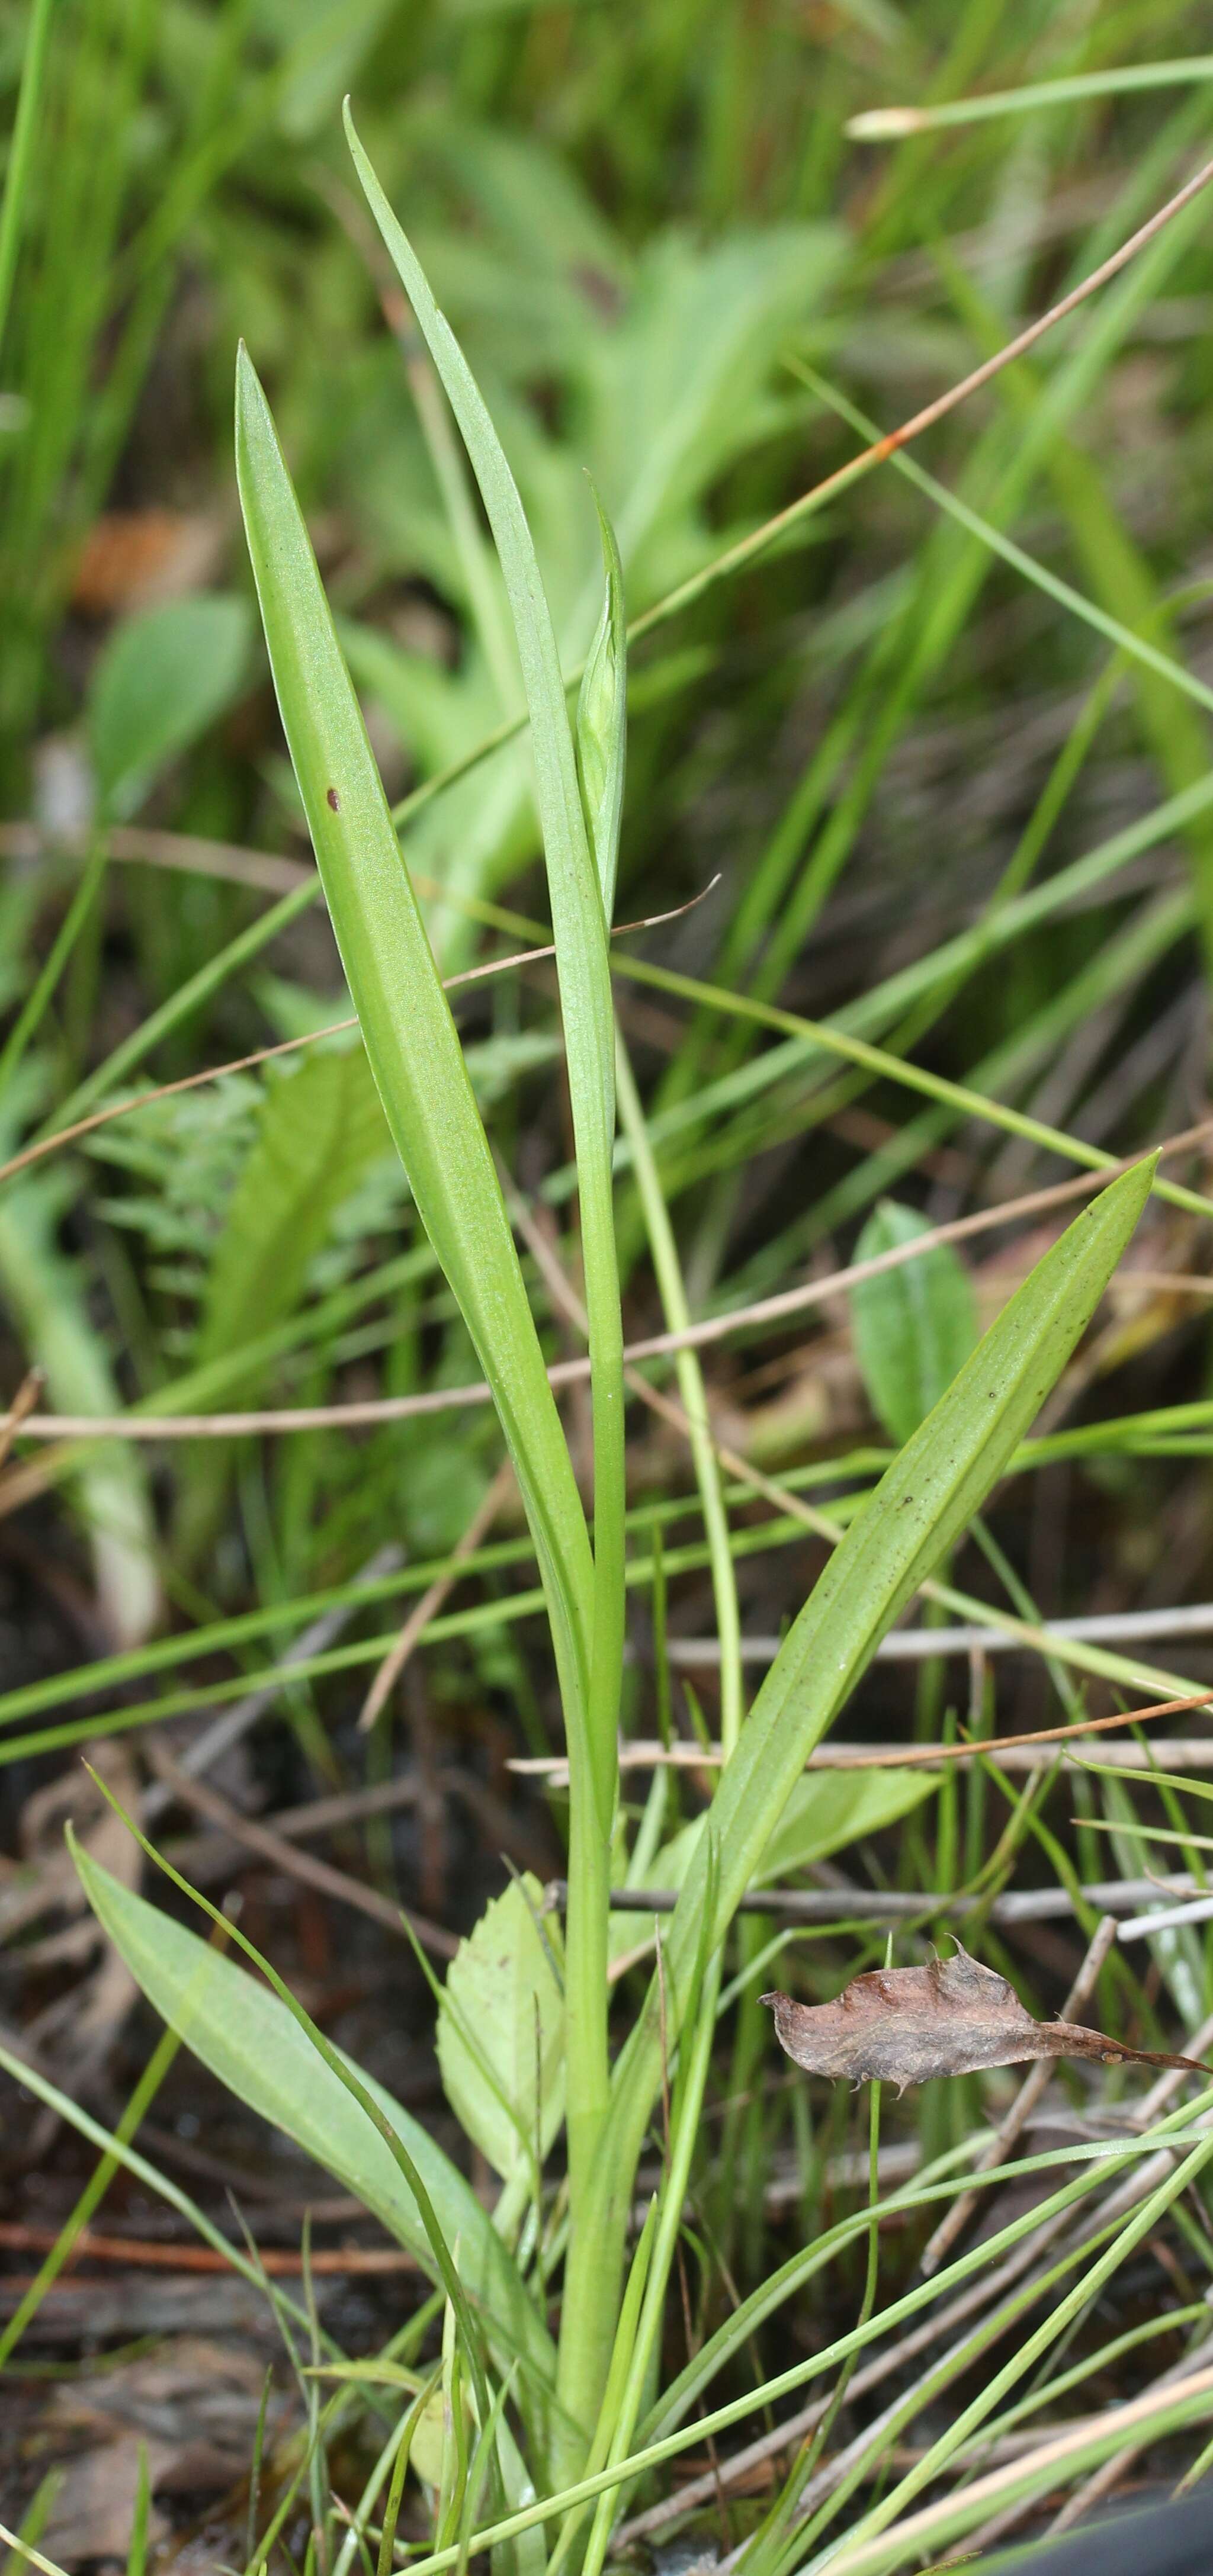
[234,346,593,1737]
[344,107,624,1820]
[606,1159,1156,2151]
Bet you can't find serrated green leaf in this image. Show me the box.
[233,342,593,1747]
[70,1846,556,2401]
[87,594,252,820]
[851,1200,978,1445]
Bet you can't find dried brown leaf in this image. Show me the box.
[761,1943,1213,2092]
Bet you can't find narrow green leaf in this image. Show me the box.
[602,1158,1157,2224]
[70,1846,556,2402]
[0,2474,60,2576]
[576,493,627,921]
[851,1200,977,1445]
[124,2447,150,2576]
[342,108,625,1832]
[233,342,593,1740]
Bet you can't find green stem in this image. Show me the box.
[615,1034,742,1755]
[0,840,107,1098]
[0,0,56,361]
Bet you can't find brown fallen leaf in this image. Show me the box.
[761,1942,1213,2092]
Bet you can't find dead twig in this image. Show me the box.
[358,1458,515,1732]
[145,1742,457,1960]
[0,2218,421,2275]
[515,1692,1213,1788]
[543,1868,1213,1928]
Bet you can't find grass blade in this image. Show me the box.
[233,342,593,1757]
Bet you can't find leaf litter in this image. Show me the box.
[762,1942,1213,2091]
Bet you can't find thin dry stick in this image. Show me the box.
[145,1742,457,1961]
[546,1868,1213,1928]
[357,1456,515,1732]
[672,1600,1213,1668]
[919,1915,1119,2279]
[515,1695,1213,1788]
[0,2218,422,2277]
[1,818,310,894]
[8,1115,1213,1438]
[0,1367,43,1470]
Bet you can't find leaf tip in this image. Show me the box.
[234,341,264,442]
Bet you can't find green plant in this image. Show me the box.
[64,110,1169,2565]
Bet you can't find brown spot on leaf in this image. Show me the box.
[761,1942,1213,2092]
[326,786,341,812]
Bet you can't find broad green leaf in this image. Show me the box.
[234,344,593,1745]
[851,1200,978,1445]
[641,1769,937,1906]
[605,1159,1156,2171]
[86,594,252,820]
[437,1875,565,2187]
[72,1847,556,2401]
[195,1045,390,1368]
[754,1768,938,1882]
[410,2380,455,2498]
[344,111,625,1824]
